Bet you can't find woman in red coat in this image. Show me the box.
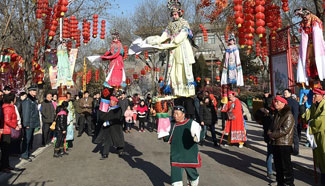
[225,91,246,148]
[0,93,18,172]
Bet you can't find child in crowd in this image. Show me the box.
[124,106,134,133]
[54,101,68,158]
[137,100,148,132]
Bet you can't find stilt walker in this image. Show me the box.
[220,34,244,104]
[101,30,126,89]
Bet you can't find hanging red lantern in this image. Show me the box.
[215,76,220,82]
[155,67,160,72]
[93,14,98,38]
[144,65,150,72]
[133,73,139,80]
[199,24,208,42]
[86,69,92,84]
[159,77,164,81]
[95,69,99,82]
[234,0,244,27]
[144,51,148,60]
[100,20,106,40]
[196,77,201,82]
[126,78,131,85]
[123,46,128,59]
[141,69,146,76]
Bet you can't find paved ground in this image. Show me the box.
[0,121,315,186]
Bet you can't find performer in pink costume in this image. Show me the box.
[101,30,126,88]
[295,8,325,86]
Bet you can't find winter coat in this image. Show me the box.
[93,98,101,112]
[79,97,93,114]
[270,105,294,146]
[137,105,148,119]
[1,104,18,134]
[74,99,82,114]
[118,98,129,115]
[199,103,217,125]
[286,97,299,127]
[55,107,68,131]
[22,94,40,128]
[263,95,273,111]
[41,100,56,123]
[15,98,24,123]
[124,109,134,123]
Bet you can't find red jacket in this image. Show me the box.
[1,104,18,134]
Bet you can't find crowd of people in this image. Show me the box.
[0,84,325,186]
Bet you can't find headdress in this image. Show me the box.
[167,0,183,17]
[228,33,236,42]
[294,8,310,18]
[111,29,120,40]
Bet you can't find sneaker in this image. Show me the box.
[224,144,229,147]
[139,130,142,132]
[142,129,145,132]
[267,173,275,181]
[239,144,244,148]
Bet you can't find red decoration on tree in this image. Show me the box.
[95,69,99,82]
[281,0,289,12]
[82,20,91,44]
[145,51,148,60]
[159,77,164,81]
[155,67,160,72]
[93,14,98,38]
[62,18,71,39]
[234,0,244,27]
[133,73,139,80]
[255,0,266,38]
[144,65,150,72]
[196,77,201,82]
[100,20,106,40]
[243,0,254,49]
[58,0,69,17]
[140,69,146,76]
[86,70,92,84]
[199,24,208,42]
[126,78,131,85]
[123,45,128,59]
[48,19,58,40]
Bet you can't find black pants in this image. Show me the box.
[42,122,52,146]
[221,112,227,131]
[293,125,299,154]
[139,118,146,130]
[55,131,66,150]
[79,113,93,135]
[273,145,294,186]
[21,128,34,159]
[0,134,11,168]
[75,113,80,128]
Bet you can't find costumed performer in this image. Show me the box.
[295,8,325,87]
[303,88,325,184]
[146,0,196,97]
[164,106,202,186]
[96,94,125,160]
[56,40,73,87]
[101,30,126,88]
[220,34,244,104]
[224,91,246,148]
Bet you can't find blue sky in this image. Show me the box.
[110,0,141,17]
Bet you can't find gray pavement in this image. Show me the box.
[0,121,316,186]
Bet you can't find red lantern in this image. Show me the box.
[234,0,244,27]
[100,20,106,40]
[95,69,99,82]
[155,67,160,72]
[141,69,146,76]
[196,77,201,82]
[159,77,164,81]
[93,14,98,38]
[125,78,131,85]
[199,24,208,42]
[215,76,220,82]
[145,51,148,60]
[86,70,92,84]
[123,46,128,59]
[144,65,150,72]
[133,73,139,80]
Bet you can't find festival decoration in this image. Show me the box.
[82,19,91,44]
[48,19,58,40]
[126,77,131,85]
[199,24,208,42]
[100,20,106,40]
[255,0,266,38]
[86,69,92,84]
[59,0,69,16]
[234,0,244,27]
[95,69,99,82]
[159,76,164,81]
[123,46,128,59]
[93,14,98,38]
[140,69,146,76]
[281,0,289,12]
[144,65,150,72]
[133,73,139,80]
[145,51,148,60]
[62,18,70,39]
[196,77,201,82]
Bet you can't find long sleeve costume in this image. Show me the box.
[146,18,196,97]
[221,45,244,86]
[225,98,246,143]
[101,40,126,87]
[303,99,325,174]
[297,14,325,86]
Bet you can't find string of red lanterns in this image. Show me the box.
[100,20,106,40]
[199,24,208,42]
[93,14,98,38]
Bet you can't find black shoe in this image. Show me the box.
[53,153,61,158]
[20,157,32,162]
[213,141,219,146]
[29,154,36,158]
[77,134,82,137]
[118,151,125,157]
[100,154,108,160]
[62,151,69,155]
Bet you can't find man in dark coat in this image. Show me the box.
[283,89,299,155]
[268,96,295,186]
[263,89,273,113]
[77,91,93,137]
[97,96,125,160]
[40,92,56,146]
[21,85,40,162]
[118,91,129,131]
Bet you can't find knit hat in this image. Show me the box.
[275,96,288,104]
